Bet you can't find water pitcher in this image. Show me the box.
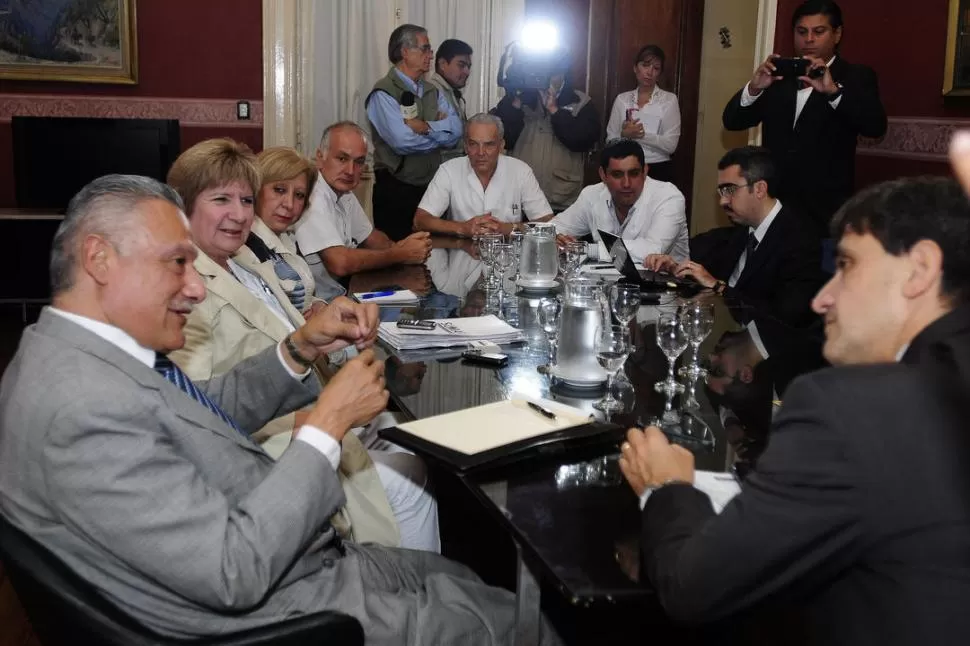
[519,222,558,284]
[555,276,608,382]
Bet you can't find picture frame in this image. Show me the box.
[944,0,970,95]
[0,0,138,84]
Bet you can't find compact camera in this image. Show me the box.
[771,56,825,80]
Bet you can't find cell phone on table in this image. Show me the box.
[461,349,509,367]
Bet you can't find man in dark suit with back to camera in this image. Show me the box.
[0,175,561,645]
[722,0,887,237]
[620,172,970,645]
[646,146,825,327]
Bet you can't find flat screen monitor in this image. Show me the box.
[12,116,181,210]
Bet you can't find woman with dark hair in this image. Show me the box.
[605,44,681,183]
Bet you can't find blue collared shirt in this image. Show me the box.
[366,69,462,155]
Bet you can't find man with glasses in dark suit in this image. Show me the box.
[645,146,824,327]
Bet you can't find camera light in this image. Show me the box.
[519,20,559,53]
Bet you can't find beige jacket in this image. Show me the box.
[169,247,400,547]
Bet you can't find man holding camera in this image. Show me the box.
[491,60,600,213]
[722,0,886,238]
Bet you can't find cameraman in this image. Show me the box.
[491,61,600,212]
[722,0,886,238]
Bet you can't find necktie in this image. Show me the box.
[746,232,759,258]
[271,257,307,312]
[154,353,247,438]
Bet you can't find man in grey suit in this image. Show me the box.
[0,175,559,645]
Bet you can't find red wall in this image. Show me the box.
[0,0,264,207]
[775,0,970,186]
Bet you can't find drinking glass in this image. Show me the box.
[654,313,689,396]
[537,296,563,363]
[609,282,640,339]
[677,301,715,381]
[477,232,503,289]
[491,242,516,299]
[593,324,631,413]
[508,230,525,281]
[559,241,585,281]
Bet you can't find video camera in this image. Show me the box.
[497,41,570,92]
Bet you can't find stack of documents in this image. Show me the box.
[395,398,592,455]
[378,314,524,350]
[354,289,420,304]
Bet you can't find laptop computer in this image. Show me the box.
[597,229,699,293]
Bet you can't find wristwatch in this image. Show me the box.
[284,333,316,368]
[828,82,844,101]
[713,280,727,295]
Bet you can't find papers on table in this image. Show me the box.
[353,289,419,304]
[639,470,742,513]
[395,398,593,455]
[378,314,524,350]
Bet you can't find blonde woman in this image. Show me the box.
[167,138,439,552]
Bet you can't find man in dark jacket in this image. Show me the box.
[621,175,970,646]
[646,146,825,327]
[722,0,886,236]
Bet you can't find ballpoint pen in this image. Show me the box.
[359,290,396,300]
[526,401,557,420]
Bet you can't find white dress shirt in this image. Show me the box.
[728,199,783,287]
[417,155,552,223]
[47,307,341,470]
[293,173,373,301]
[551,179,690,263]
[605,87,682,164]
[740,56,842,125]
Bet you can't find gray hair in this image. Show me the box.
[388,23,427,64]
[319,120,371,153]
[464,113,504,140]
[50,174,184,295]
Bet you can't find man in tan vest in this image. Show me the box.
[366,24,463,241]
[492,68,600,212]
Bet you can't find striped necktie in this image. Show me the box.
[154,353,246,438]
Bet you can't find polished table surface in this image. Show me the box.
[349,245,826,608]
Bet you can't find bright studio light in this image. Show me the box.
[519,20,559,53]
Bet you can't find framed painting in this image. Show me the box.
[944,0,970,95]
[0,0,137,84]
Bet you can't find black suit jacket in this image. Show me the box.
[722,57,887,235]
[640,306,970,645]
[690,205,825,327]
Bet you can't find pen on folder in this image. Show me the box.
[526,401,557,420]
[359,290,395,300]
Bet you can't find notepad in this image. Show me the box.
[395,399,592,455]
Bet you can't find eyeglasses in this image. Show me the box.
[716,183,751,198]
[411,44,434,54]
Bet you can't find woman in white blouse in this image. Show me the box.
[606,44,681,183]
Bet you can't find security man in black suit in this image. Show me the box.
[722,0,887,236]
[621,174,970,646]
[645,146,825,327]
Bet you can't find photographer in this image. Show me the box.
[722,0,886,238]
[491,51,599,212]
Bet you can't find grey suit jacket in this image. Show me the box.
[0,310,351,636]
